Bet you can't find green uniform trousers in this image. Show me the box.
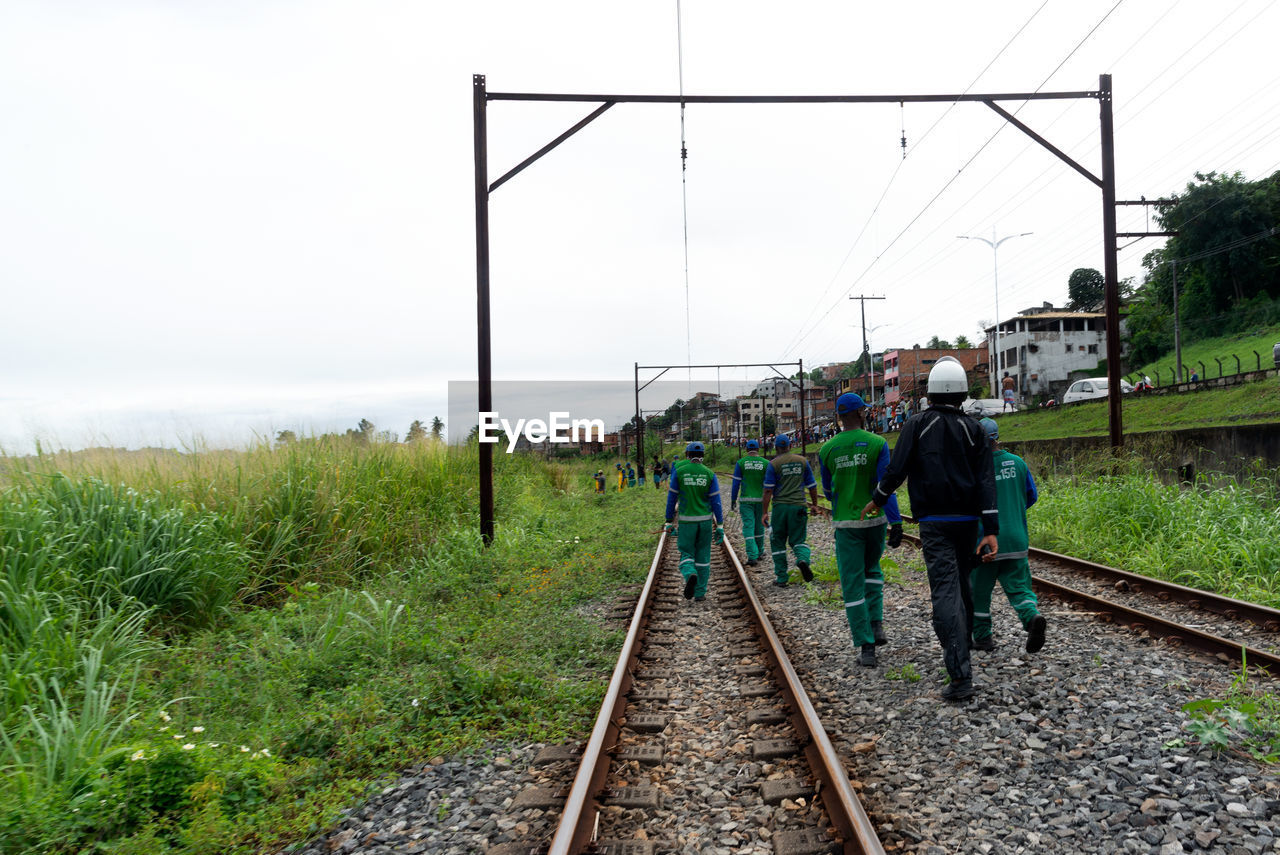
[740,502,765,561]
[677,520,713,598]
[835,526,886,647]
[969,557,1039,639]
[769,503,811,584]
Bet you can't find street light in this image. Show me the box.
[957,228,1033,397]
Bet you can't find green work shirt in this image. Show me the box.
[733,454,768,503]
[818,429,891,524]
[991,448,1036,554]
[668,459,722,522]
[763,452,817,506]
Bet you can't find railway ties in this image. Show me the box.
[507,532,883,855]
[897,520,1280,676]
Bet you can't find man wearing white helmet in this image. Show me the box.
[861,356,999,702]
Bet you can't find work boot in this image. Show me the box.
[972,635,997,652]
[683,575,697,600]
[1026,614,1047,653]
[694,595,706,603]
[772,580,788,588]
[798,561,813,582]
[859,644,877,667]
[941,679,975,702]
[871,620,888,646]
[747,558,758,567]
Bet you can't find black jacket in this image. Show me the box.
[871,405,999,536]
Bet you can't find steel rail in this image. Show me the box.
[1029,546,1280,631]
[900,516,1280,631]
[898,530,1280,676]
[1030,574,1280,676]
[547,530,667,855]
[720,541,885,855]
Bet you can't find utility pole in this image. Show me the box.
[849,296,885,405]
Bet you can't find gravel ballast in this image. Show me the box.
[281,509,1280,854]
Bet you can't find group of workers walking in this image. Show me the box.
[595,458,677,494]
[660,356,1047,702]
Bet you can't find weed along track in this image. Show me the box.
[497,532,883,855]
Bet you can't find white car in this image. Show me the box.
[962,398,1017,417]
[1062,377,1133,404]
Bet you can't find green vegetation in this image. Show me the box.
[0,442,659,854]
[991,374,1280,442]
[1126,324,1280,386]
[1180,656,1280,762]
[885,663,922,683]
[1127,170,1280,367]
[1030,460,1280,608]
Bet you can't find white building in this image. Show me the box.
[751,377,794,398]
[737,395,797,432]
[985,303,1114,402]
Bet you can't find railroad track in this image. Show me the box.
[897,522,1280,676]
[536,531,883,855]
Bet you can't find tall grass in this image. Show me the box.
[1031,463,1280,607]
[0,438,560,852]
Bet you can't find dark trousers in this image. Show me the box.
[919,520,978,683]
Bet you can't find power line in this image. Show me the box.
[789,1,1128,362]
[676,0,692,374]
[779,0,1052,358]
[810,2,1278,360]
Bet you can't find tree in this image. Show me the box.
[275,430,297,445]
[430,416,444,440]
[347,418,376,444]
[954,335,972,349]
[1126,169,1280,364]
[1067,267,1105,311]
[406,420,427,443]
[926,335,952,349]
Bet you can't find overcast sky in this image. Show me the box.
[3,1,1278,453]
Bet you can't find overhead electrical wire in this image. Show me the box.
[778,0,1052,357]
[791,0,1129,363]
[675,0,696,373]
[809,0,1277,362]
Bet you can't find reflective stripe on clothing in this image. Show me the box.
[833,517,887,529]
[844,599,866,608]
[679,514,714,522]
[740,496,763,503]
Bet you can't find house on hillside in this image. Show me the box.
[984,302,1116,402]
[882,347,987,405]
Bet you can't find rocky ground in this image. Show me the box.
[279,511,1280,855]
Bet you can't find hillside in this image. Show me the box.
[1126,325,1280,386]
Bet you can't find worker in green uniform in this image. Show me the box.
[730,439,769,566]
[761,434,819,587]
[664,442,725,601]
[626,462,636,489]
[971,418,1047,653]
[818,393,903,667]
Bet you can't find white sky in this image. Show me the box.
[3,1,1278,452]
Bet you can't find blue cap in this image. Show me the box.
[836,392,868,414]
[685,441,705,455]
[774,434,791,449]
[746,439,759,451]
[979,417,999,440]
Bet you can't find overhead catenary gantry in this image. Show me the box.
[634,361,808,470]
[475,73,1136,546]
